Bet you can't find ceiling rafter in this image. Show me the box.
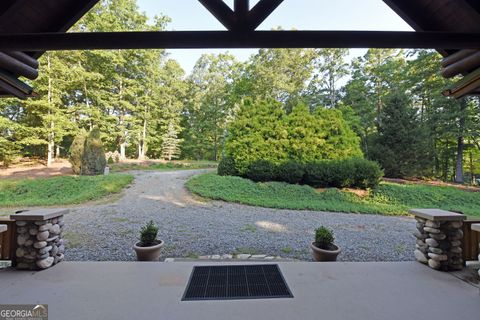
[198,0,284,31]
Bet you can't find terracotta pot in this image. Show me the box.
[133,240,164,261]
[310,242,341,261]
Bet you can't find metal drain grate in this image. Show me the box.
[182,264,293,301]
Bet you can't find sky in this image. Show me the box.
[136,0,413,74]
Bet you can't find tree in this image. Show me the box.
[182,53,241,160]
[238,47,316,110]
[81,127,107,175]
[370,91,431,178]
[161,121,182,161]
[307,48,349,109]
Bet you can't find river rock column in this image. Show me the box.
[11,209,68,270]
[410,209,466,271]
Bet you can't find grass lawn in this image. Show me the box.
[0,174,133,207]
[186,173,480,217]
[109,160,217,173]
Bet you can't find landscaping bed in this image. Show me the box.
[0,174,133,207]
[186,173,480,217]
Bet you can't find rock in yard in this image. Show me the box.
[450,247,462,254]
[423,227,441,234]
[425,221,441,228]
[428,247,443,254]
[414,250,428,263]
[428,253,448,261]
[36,257,54,269]
[429,233,447,241]
[36,230,49,241]
[38,246,52,255]
[16,247,25,258]
[425,238,439,247]
[17,234,30,246]
[428,259,441,269]
[16,227,28,234]
[33,241,47,249]
[50,224,61,235]
[39,223,52,232]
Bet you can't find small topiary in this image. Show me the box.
[244,160,276,182]
[218,155,239,176]
[81,127,107,176]
[314,226,335,250]
[69,129,87,175]
[275,160,305,184]
[139,220,159,247]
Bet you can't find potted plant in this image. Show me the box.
[310,226,341,261]
[133,220,164,261]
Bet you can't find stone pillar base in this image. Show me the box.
[411,209,466,271]
[11,209,68,270]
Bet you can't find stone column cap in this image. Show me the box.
[10,208,68,221]
[410,208,466,221]
[0,224,7,233]
[471,224,480,232]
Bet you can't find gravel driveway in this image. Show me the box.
[64,169,416,262]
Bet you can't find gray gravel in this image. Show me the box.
[64,169,416,262]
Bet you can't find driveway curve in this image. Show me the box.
[64,169,415,261]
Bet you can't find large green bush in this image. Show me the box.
[81,127,107,176]
[223,99,362,174]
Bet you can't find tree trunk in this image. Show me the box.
[455,136,464,183]
[138,118,147,160]
[46,54,54,168]
[55,145,60,159]
[454,99,467,184]
[469,151,475,185]
[120,142,126,160]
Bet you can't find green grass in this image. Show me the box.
[109,160,217,173]
[186,173,480,217]
[0,174,133,207]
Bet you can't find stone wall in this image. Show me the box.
[413,216,464,271]
[11,209,67,270]
[15,217,65,270]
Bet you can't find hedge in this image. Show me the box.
[218,156,383,189]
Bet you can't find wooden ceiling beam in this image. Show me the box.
[247,0,284,30]
[0,31,479,51]
[234,0,249,30]
[197,0,236,30]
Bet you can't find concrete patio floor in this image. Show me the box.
[0,261,478,320]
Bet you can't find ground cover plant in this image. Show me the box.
[0,174,133,207]
[186,173,480,217]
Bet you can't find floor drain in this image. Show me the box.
[182,264,293,301]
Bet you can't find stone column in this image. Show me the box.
[471,224,480,278]
[11,209,68,270]
[410,209,466,271]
